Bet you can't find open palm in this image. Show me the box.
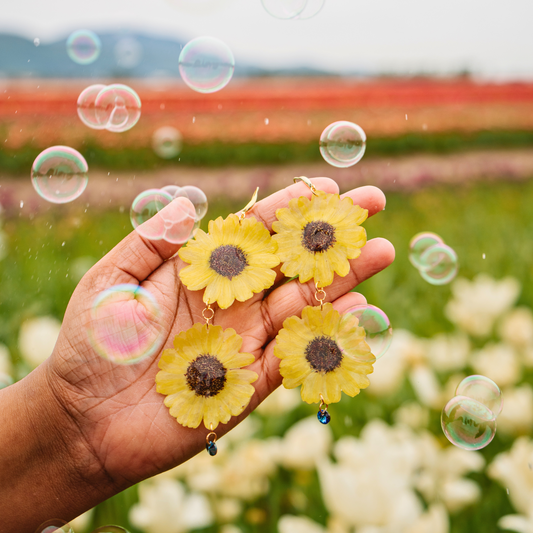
[45,178,394,501]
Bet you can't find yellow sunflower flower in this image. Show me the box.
[156,323,258,430]
[274,303,375,405]
[272,191,368,287]
[179,214,280,309]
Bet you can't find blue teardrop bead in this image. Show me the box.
[317,409,331,424]
[206,440,218,456]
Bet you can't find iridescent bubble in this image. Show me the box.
[261,0,307,18]
[295,0,325,19]
[92,527,130,533]
[87,284,165,364]
[131,190,197,244]
[342,304,393,359]
[31,146,88,204]
[179,36,235,94]
[441,396,496,451]
[114,37,143,69]
[77,84,107,130]
[408,232,444,270]
[152,126,182,159]
[94,84,142,133]
[161,185,187,199]
[66,29,101,65]
[0,372,13,389]
[35,519,74,533]
[319,121,366,168]
[180,185,208,221]
[456,375,503,417]
[419,243,458,286]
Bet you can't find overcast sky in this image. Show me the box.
[2,0,533,79]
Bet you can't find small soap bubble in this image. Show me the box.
[342,304,393,359]
[152,126,182,159]
[114,37,143,69]
[456,375,503,417]
[34,38,40,47]
[20,200,24,208]
[295,0,325,19]
[441,395,496,451]
[179,36,235,94]
[87,284,164,364]
[418,243,458,286]
[180,185,208,221]
[31,146,88,204]
[408,232,444,270]
[264,118,269,125]
[319,121,366,168]
[92,527,130,533]
[131,190,196,244]
[35,519,74,533]
[94,84,142,133]
[261,0,307,18]
[0,373,13,389]
[66,29,101,65]
[77,84,107,130]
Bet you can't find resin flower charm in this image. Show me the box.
[156,323,258,429]
[179,214,280,309]
[272,191,367,287]
[274,303,375,405]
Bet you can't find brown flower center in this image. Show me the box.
[302,221,336,253]
[305,335,343,373]
[186,354,227,397]
[209,245,248,279]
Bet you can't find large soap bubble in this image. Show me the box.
[456,375,503,417]
[77,84,107,130]
[342,304,393,359]
[66,29,101,65]
[319,121,366,168]
[31,146,88,204]
[441,396,496,451]
[87,284,165,365]
[94,84,142,132]
[261,0,307,18]
[179,36,235,94]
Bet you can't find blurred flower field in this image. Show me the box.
[1,174,533,533]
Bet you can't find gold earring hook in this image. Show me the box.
[293,176,319,196]
[238,187,259,223]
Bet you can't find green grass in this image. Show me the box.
[2,129,533,174]
[1,177,532,531]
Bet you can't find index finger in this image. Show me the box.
[248,177,385,232]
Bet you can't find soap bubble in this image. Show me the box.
[161,185,187,199]
[456,375,503,417]
[342,304,393,359]
[131,190,197,244]
[261,0,307,18]
[92,527,130,533]
[441,396,496,450]
[0,373,13,389]
[179,36,235,94]
[94,84,141,132]
[295,0,325,19]
[419,243,458,285]
[87,284,165,364]
[319,121,366,168]
[114,37,143,69]
[35,519,74,533]
[408,232,444,270]
[152,126,182,159]
[180,185,208,220]
[31,146,88,204]
[66,29,101,65]
[77,84,107,129]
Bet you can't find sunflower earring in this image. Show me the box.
[272,177,376,424]
[155,189,280,455]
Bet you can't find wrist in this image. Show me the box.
[0,362,117,531]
